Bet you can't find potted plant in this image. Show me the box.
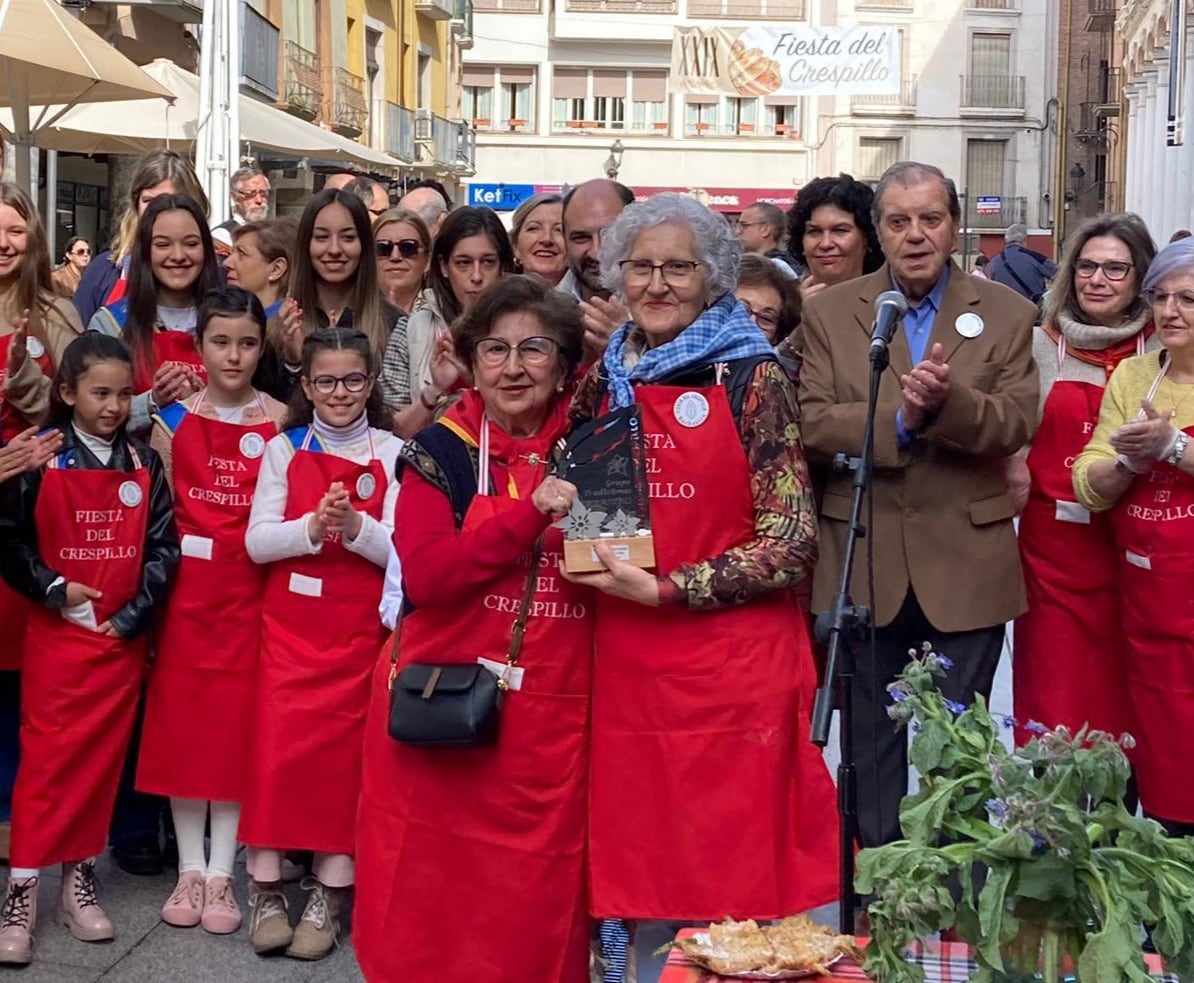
[857,645,1194,983]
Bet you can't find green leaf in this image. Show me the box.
[1076,911,1153,983]
[1013,855,1078,901]
[976,866,1012,970]
[909,717,949,774]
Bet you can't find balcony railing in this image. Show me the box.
[565,0,677,11]
[281,40,322,120]
[415,0,456,18]
[452,0,474,47]
[1097,65,1122,106]
[239,2,279,101]
[472,0,542,9]
[966,0,1019,8]
[687,0,806,17]
[456,121,477,173]
[851,75,918,113]
[1085,0,1116,29]
[960,74,1026,111]
[964,195,1027,229]
[380,101,416,162]
[328,67,368,136]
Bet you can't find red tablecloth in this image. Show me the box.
[659,929,1168,982]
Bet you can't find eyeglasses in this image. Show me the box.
[70,247,91,256]
[618,259,702,286]
[475,336,558,367]
[376,238,424,259]
[734,221,766,232]
[234,189,270,202]
[1075,259,1134,281]
[1145,289,1194,312]
[739,302,780,330]
[309,372,371,394]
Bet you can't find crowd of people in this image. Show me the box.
[0,147,1191,982]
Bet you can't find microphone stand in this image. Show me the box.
[810,337,888,935]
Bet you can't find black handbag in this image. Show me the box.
[387,538,541,747]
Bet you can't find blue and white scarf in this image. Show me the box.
[601,292,774,409]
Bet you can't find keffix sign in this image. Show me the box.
[671,26,899,97]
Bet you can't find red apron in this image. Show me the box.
[11,449,149,868]
[354,417,592,983]
[132,330,207,395]
[588,378,839,920]
[137,394,277,801]
[239,428,387,855]
[1014,335,1136,741]
[1112,419,1194,823]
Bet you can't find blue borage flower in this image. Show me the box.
[943,699,966,716]
[985,798,1009,821]
[889,688,908,703]
[999,714,1018,729]
[1025,719,1048,735]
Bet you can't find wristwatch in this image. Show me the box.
[1166,430,1190,467]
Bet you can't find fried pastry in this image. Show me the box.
[675,914,859,977]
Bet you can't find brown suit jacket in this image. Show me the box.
[796,262,1039,632]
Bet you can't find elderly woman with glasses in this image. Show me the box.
[1013,214,1157,748]
[568,193,838,975]
[354,275,593,983]
[1073,236,1194,839]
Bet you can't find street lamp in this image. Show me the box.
[603,139,625,179]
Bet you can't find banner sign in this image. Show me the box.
[670,25,899,97]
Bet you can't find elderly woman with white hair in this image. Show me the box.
[1074,236,1194,839]
[568,193,839,975]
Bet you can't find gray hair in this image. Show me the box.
[230,165,265,192]
[872,161,961,228]
[1142,238,1194,296]
[1005,223,1028,244]
[600,193,740,300]
[511,192,563,242]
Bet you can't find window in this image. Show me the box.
[966,138,1006,196]
[551,68,630,130]
[726,97,758,135]
[857,136,901,181]
[463,66,495,127]
[762,99,800,136]
[970,33,1011,77]
[464,66,536,130]
[966,34,1018,107]
[417,51,432,110]
[630,71,669,133]
[500,67,535,129]
[684,98,718,135]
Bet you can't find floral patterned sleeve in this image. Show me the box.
[669,361,818,610]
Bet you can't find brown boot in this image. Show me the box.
[58,860,114,942]
[0,876,37,965]
[247,880,292,955]
[285,878,345,961]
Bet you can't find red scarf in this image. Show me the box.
[442,388,573,467]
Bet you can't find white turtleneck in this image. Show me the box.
[72,424,116,466]
[245,413,403,570]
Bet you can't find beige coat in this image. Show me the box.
[796,262,1039,632]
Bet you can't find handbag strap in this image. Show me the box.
[505,535,543,669]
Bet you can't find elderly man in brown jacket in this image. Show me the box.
[797,161,1039,848]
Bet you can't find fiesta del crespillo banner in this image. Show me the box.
[670,25,900,97]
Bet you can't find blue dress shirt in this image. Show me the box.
[895,266,951,445]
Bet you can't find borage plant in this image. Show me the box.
[857,644,1194,983]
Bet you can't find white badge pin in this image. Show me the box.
[239,431,266,460]
[25,337,45,359]
[356,473,377,501]
[673,391,710,429]
[118,480,143,508]
[955,313,984,339]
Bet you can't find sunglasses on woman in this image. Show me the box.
[376,239,424,260]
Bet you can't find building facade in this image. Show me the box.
[463,0,1057,253]
[1119,0,1194,242]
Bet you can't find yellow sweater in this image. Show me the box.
[1074,349,1194,512]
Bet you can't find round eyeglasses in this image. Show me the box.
[475,336,558,367]
[309,372,371,395]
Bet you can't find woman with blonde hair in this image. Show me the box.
[373,207,431,317]
[73,149,209,326]
[510,192,565,285]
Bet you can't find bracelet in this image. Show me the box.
[1165,430,1190,467]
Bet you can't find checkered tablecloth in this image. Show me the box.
[660,931,1174,982]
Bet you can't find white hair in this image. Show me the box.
[1142,238,1194,295]
[599,193,741,300]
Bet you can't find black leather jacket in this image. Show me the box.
[0,423,179,640]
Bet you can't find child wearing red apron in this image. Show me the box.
[87,193,222,436]
[242,326,400,962]
[0,333,179,966]
[136,287,286,935]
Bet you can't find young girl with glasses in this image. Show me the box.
[136,286,287,936]
[241,326,400,962]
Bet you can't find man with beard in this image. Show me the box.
[560,179,633,358]
[212,166,271,253]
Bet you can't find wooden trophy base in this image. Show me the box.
[563,535,656,574]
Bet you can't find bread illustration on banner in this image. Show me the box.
[728,39,783,96]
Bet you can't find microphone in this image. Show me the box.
[870,290,909,357]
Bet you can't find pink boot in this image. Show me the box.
[160,870,204,928]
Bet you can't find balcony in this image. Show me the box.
[452,0,474,48]
[379,101,416,163]
[415,110,460,170]
[851,75,918,114]
[1095,66,1122,116]
[1076,103,1111,146]
[239,2,279,102]
[80,0,202,24]
[687,0,805,17]
[473,0,542,9]
[327,67,368,137]
[415,0,455,19]
[565,0,677,11]
[959,74,1026,113]
[966,0,1019,8]
[964,195,1027,229]
[1085,0,1116,30]
[456,122,477,174]
[280,40,322,121]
